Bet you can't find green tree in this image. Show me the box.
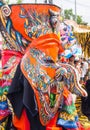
[4,0,22,4]
[4,0,9,4]
[17,0,22,4]
[77,15,83,24]
[63,9,73,20]
[62,9,87,25]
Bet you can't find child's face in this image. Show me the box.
[85,76,88,81]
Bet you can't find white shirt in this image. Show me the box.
[82,61,88,77]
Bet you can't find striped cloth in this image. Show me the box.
[75,96,90,128]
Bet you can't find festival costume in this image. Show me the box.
[0,1,89,130]
[7,33,87,130]
[0,2,61,129]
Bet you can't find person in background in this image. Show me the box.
[85,61,90,80]
[68,55,75,67]
[72,57,90,128]
[80,62,85,83]
[74,57,81,80]
[81,62,90,121]
[82,58,89,79]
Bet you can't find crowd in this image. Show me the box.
[66,55,90,127]
[61,55,90,84]
[0,1,90,129]
[70,56,90,84]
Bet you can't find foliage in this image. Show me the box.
[17,0,22,4]
[63,9,74,20]
[3,0,9,4]
[62,9,87,25]
[77,15,83,24]
[3,0,22,4]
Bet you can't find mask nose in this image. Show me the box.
[55,68,67,81]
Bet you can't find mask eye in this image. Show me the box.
[61,37,66,41]
[63,27,67,31]
[44,59,54,63]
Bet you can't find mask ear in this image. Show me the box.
[49,9,60,29]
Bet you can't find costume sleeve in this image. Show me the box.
[23,77,38,117]
[7,63,24,118]
[7,63,38,118]
[81,80,90,119]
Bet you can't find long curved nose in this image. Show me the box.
[72,67,88,97]
[55,67,67,81]
[75,81,88,97]
[56,62,88,97]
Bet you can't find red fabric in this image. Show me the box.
[46,113,62,130]
[80,127,90,130]
[2,50,22,66]
[2,50,23,76]
[13,109,30,130]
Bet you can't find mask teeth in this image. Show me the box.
[50,82,55,88]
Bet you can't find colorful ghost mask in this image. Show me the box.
[21,33,87,126]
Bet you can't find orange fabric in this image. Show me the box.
[22,34,64,80]
[42,67,56,79]
[25,33,64,62]
[12,109,30,130]
[46,127,62,130]
[63,87,70,98]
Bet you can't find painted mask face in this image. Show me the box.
[0,2,61,52]
[21,34,87,126]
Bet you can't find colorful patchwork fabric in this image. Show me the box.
[57,87,78,129]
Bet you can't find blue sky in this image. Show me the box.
[7,0,90,25]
